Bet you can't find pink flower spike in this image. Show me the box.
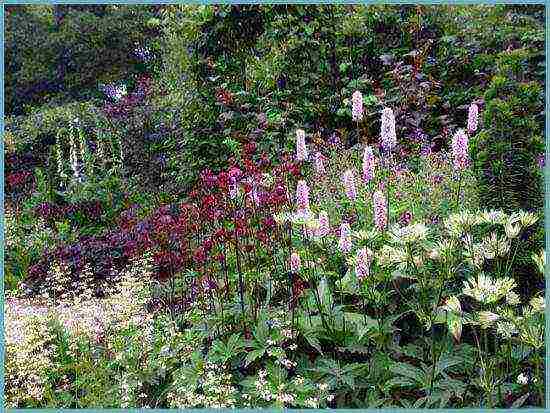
[316,211,330,238]
[355,247,372,281]
[338,222,352,253]
[451,129,470,171]
[380,107,397,153]
[467,103,479,134]
[373,190,387,231]
[352,91,363,123]
[362,145,375,183]
[342,169,357,200]
[295,180,310,215]
[296,129,308,162]
[314,152,326,175]
[290,252,301,273]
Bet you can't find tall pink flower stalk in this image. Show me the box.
[373,190,387,231]
[380,107,397,153]
[316,211,330,238]
[467,103,479,135]
[362,145,375,183]
[290,252,301,273]
[338,222,352,253]
[451,129,470,171]
[314,152,326,175]
[355,247,372,281]
[342,169,357,200]
[352,91,363,123]
[296,180,310,217]
[296,129,308,162]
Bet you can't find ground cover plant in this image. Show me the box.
[4,4,546,409]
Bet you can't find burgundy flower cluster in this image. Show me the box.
[26,146,302,303]
[6,170,34,192]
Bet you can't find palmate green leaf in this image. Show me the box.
[244,348,266,367]
[401,343,424,360]
[435,355,464,378]
[390,362,424,383]
[437,376,467,397]
[300,325,323,355]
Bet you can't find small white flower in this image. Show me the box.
[517,373,528,385]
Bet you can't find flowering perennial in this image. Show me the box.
[380,107,397,153]
[342,169,357,200]
[352,91,363,123]
[355,247,372,280]
[373,190,387,231]
[362,145,375,183]
[290,252,301,273]
[467,103,479,134]
[451,129,470,171]
[338,222,352,253]
[296,129,308,162]
[295,180,310,216]
[316,211,330,238]
[314,152,326,175]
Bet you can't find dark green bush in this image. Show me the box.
[470,51,544,213]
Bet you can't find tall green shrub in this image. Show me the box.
[471,49,544,213]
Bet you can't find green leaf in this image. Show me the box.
[385,377,416,389]
[244,348,265,367]
[390,362,424,383]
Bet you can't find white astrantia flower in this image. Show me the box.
[389,222,429,245]
[480,209,508,225]
[517,373,528,385]
[462,273,516,305]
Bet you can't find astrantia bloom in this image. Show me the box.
[362,145,375,183]
[314,152,326,175]
[338,222,352,253]
[355,247,372,280]
[290,252,301,273]
[352,91,363,123]
[467,103,479,134]
[316,211,330,238]
[295,180,310,215]
[342,169,357,200]
[373,190,387,231]
[380,107,397,153]
[451,129,470,171]
[296,129,308,161]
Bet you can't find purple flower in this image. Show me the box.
[290,252,301,273]
[338,222,352,253]
[296,180,310,214]
[362,145,376,183]
[316,211,330,238]
[355,247,372,281]
[342,169,357,200]
[536,153,545,169]
[314,152,326,175]
[373,190,387,231]
[451,129,470,171]
[352,91,363,123]
[399,210,413,226]
[467,103,479,135]
[420,143,432,157]
[296,129,308,162]
[380,107,397,153]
